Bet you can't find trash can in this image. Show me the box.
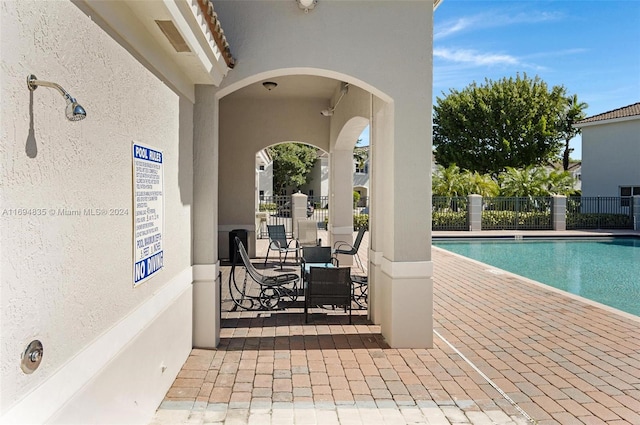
[229,229,248,263]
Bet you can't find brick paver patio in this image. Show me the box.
[151,231,640,424]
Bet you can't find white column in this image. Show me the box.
[192,85,220,348]
[291,191,308,237]
[370,88,433,347]
[329,149,355,263]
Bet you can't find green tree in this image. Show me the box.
[353,138,369,172]
[462,170,500,197]
[433,164,500,197]
[545,169,577,196]
[499,166,549,197]
[433,73,567,175]
[432,164,465,196]
[558,93,588,171]
[268,143,318,194]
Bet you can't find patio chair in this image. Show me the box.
[301,246,338,281]
[305,266,352,324]
[296,219,321,247]
[264,224,301,269]
[229,237,299,310]
[351,275,368,309]
[333,227,366,271]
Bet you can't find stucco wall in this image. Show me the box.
[581,119,640,197]
[214,0,433,263]
[1,0,193,421]
[217,97,330,257]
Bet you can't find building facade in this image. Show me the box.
[1,1,439,423]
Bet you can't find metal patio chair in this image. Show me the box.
[333,227,366,271]
[305,266,352,324]
[264,224,301,269]
[229,237,299,310]
[296,219,321,248]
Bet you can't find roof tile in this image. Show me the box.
[577,102,640,124]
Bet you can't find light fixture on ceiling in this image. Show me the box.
[321,82,349,117]
[27,74,86,121]
[262,81,278,91]
[296,0,317,13]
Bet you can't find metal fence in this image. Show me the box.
[482,197,552,230]
[566,196,634,229]
[432,196,468,230]
[258,195,329,238]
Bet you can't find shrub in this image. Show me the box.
[324,214,369,231]
[353,214,369,231]
[482,211,551,229]
[259,203,277,212]
[432,211,467,229]
[567,213,632,229]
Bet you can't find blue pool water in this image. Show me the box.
[433,238,640,317]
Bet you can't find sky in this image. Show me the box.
[361,0,640,160]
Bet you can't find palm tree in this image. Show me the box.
[499,166,549,198]
[432,164,465,196]
[559,94,588,171]
[463,170,500,197]
[546,169,577,196]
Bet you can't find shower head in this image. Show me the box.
[27,74,86,121]
[64,95,87,121]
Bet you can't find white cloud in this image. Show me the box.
[434,48,520,67]
[435,9,563,40]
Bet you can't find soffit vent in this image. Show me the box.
[155,20,191,53]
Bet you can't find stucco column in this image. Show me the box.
[468,194,482,231]
[552,195,567,231]
[373,101,433,348]
[329,149,355,262]
[291,191,308,237]
[192,85,220,348]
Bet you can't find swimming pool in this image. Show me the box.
[433,237,640,317]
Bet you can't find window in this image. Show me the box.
[620,186,640,206]
[355,163,368,173]
[309,190,314,197]
[259,165,265,171]
[259,190,264,201]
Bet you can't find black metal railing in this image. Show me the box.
[432,196,468,230]
[567,196,634,229]
[258,195,329,238]
[481,197,552,230]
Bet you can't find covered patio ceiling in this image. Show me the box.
[223,75,343,102]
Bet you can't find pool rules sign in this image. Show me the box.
[133,143,164,286]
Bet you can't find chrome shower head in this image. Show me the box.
[27,74,86,121]
[64,95,87,121]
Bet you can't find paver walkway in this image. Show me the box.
[151,231,640,424]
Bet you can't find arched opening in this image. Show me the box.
[216,72,380,260]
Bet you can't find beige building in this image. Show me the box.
[576,103,640,197]
[1,1,440,423]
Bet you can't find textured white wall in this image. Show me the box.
[217,97,330,257]
[581,119,640,197]
[1,0,193,419]
[213,0,433,261]
[210,0,434,347]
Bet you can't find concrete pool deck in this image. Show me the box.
[151,230,640,424]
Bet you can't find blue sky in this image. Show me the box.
[360,0,640,160]
[433,0,640,159]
